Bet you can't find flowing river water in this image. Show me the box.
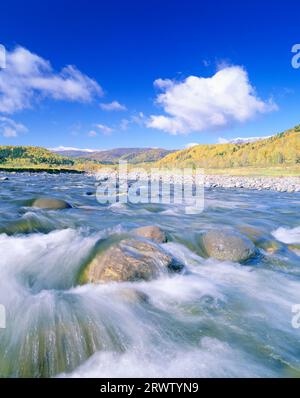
[0,173,300,378]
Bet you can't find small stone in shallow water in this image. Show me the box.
[201,229,256,263]
[32,197,72,210]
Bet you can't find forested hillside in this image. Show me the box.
[1,125,300,174]
[157,126,300,169]
[0,146,75,167]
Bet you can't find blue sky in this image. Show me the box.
[0,0,299,150]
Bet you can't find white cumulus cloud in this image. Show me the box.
[100,101,127,111]
[0,116,28,137]
[147,66,277,135]
[95,123,114,135]
[0,46,103,114]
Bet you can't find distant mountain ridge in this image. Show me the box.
[51,147,174,164]
[51,149,100,158]
[1,125,299,171]
[219,136,272,145]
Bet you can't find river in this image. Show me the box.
[0,172,299,377]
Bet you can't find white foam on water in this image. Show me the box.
[63,336,275,378]
[272,226,300,244]
[76,205,105,211]
[0,232,300,377]
[291,248,300,257]
[65,241,300,377]
[0,228,98,305]
[204,198,247,209]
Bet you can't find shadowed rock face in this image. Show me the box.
[202,229,256,262]
[132,226,167,244]
[80,238,183,284]
[32,198,71,210]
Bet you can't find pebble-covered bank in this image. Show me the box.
[204,175,300,192]
[94,171,300,193]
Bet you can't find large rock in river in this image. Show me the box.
[80,238,182,284]
[132,225,167,244]
[32,197,71,210]
[202,229,256,262]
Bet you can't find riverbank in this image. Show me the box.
[204,166,300,177]
[204,175,300,192]
[0,167,84,174]
[95,170,300,193]
[0,167,299,192]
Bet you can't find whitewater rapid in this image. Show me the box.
[0,228,298,377]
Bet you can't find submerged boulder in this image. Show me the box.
[32,197,71,210]
[117,288,149,303]
[132,225,167,244]
[288,244,300,256]
[80,238,182,284]
[201,229,256,262]
[258,239,281,254]
[0,216,55,235]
